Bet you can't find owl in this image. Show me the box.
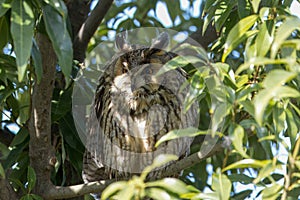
[82,32,199,185]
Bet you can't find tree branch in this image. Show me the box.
[42,142,224,199]
[28,33,57,197]
[72,0,114,63]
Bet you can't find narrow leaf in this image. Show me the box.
[27,166,36,193]
[254,70,299,125]
[155,127,199,147]
[147,178,189,194]
[223,15,258,61]
[101,181,127,200]
[223,159,271,171]
[43,4,73,78]
[271,16,300,58]
[11,0,34,81]
[230,124,249,158]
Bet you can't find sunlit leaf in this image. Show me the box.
[236,57,289,74]
[11,0,34,81]
[155,127,199,147]
[229,124,249,158]
[0,0,12,17]
[146,187,173,200]
[147,178,189,195]
[271,16,300,58]
[253,162,282,184]
[253,70,299,125]
[141,154,178,180]
[222,15,259,62]
[101,181,128,200]
[255,21,273,57]
[211,169,231,200]
[261,183,282,200]
[251,0,260,13]
[223,159,271,171]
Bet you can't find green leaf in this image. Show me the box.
[229,124,249,158]
[11,0,34,82]
[18,88,30,124]
[101,181,128,200]
[157,56,204,76]
[286,108,299,148]
[211,103,231,135]
[211,169,231,200]
[223,159,271,171]
[0,16,9,50]
[261,183,282,200]
[43,4,73,78]
[236,57,289,74]
[0,0,12,17]
[141,154,178,180]
[31,38,43,83]
[111,183,135,200]
[10,127,29,147]
[255,21,273,57]
[251,0,260,13]
[0,142,9,160]
[27,166,36,193]
[222,15,259,62]
[253,162,282,184]
[20,194,33,200]
[271,16,300,58]
[155,127,199,147]
[30,194,43,200]
[0,163,5,178]
[227,174,254,184]
[147,178,189,195]
[253,70,299,125]
[191,192,219,200]
[146,188,174,200]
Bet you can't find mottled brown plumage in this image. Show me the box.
[82,32,199,185]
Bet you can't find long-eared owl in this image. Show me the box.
[82,32,199,184]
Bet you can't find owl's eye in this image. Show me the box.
[122,61,129,73]
[143,67,152,74]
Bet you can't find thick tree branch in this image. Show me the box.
[28,33,57,197]
[73,0,114,63]
[42,142,224,199]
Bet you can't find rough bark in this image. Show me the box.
[28,33,57,197]
[0,177,19,200]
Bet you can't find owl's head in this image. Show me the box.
[112,32,176,77]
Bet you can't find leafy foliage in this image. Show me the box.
[0,0,300,199]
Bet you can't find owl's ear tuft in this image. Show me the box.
[115,31,130,51]
[151,32,169,50]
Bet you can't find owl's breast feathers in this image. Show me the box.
[83,33,199,183]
